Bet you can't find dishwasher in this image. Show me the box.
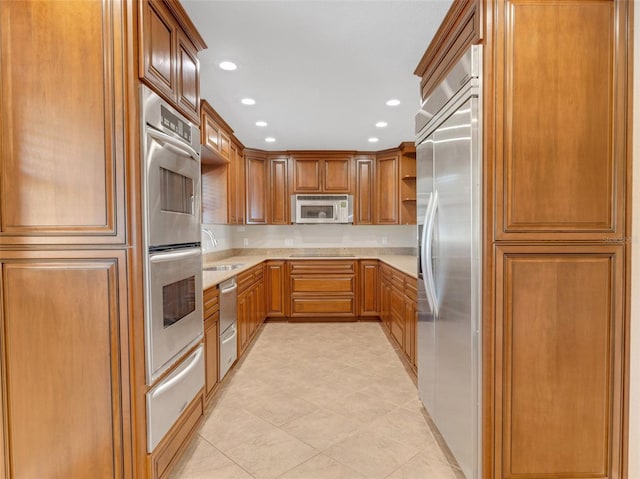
[218,278,238,380]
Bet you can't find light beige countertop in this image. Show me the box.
[202,253,417,290]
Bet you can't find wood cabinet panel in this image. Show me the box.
[289,260,356,275]
[235,146,246,224]
[359,260,379,316]
[291,276,355,294]
[376,153,399,224]
[269,156,290,225]
[323,157,351,193]
[141,0,175,99]
[0,0,126,244]
[266,261,286,317]
[176,29,199,123]
[0,253,131,478]
[292,157,321,193]
[495,245,625,477]
[204,314,218,401]
[291,298,355,316]
[354,156,375,224]
[245,152,268,224]
[495,0,627,240]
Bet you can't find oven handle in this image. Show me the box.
[149,248,201,263]
[148,347,203,398]
[146,127,200,161]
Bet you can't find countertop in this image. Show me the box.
[202,253,417,290]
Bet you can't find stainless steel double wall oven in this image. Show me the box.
[140,86,204,452]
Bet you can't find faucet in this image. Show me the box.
[201,227,218,248]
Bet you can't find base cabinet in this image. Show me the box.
[237,264,266,356]
[203,286,220,403]
[0,252,133,478]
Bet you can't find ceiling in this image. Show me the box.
[181,1,453,151]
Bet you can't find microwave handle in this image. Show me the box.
[147,127,200,162]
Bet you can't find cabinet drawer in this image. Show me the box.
[404,277,417,302]
[237,270,254,292]
[291,276,355,294]
[291,297,355,316]
[289,260,356,275]
[390,288,405,317]
[390,312,404,347]
[203,287,219,318]
[204,310,219,330]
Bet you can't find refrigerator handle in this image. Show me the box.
[423,190,439,316]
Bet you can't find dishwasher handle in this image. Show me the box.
[220,279,237,295]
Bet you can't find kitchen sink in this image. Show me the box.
[203,263,245,272]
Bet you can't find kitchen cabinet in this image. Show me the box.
[245,150,268,224]
[139,0,206,124]
[359,260,379,316]
[291,154,352,194]
[269,155,291,225]
[228,142,246,225]
[399,143,417,225]
[414,0,632,477]
[237,264,266,356]
[203,286,220,403]
[354,155,376,225]
[0,0,145,476]
[403,278,417,371]
[266,260,287,317]
[289,260,357,319]
[201,99,232,164]
[376,151,399,224]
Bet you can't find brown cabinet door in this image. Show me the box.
[494,0,629,241]
[228,145,238,224]
[0,0,127,245]
[176,29,200,124]
[359,260,379,316]
[376,153,399,224]
[494,245,625,478]
[266,261,286,317]
[237,290,248,355]
[245,152,268,224]
[235,147,246,224]
[323,157,352,193]
[0,252,132,478]
[403,298,416,369]
[204,314,219,400]
[292,157,322,193]
[269,156,290,224]
[354,156,375,224]
[140,0,176,101]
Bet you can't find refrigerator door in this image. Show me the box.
[416,44,482,479]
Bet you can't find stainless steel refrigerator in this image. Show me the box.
[415,45,482,478]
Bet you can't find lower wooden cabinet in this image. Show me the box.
[0,251,134,478]
[494,245,625,478]
[237,264,266,355]
[359,260,379,316]
[203,286,220,403]
[289,260,357,319]
[266,260,287,317]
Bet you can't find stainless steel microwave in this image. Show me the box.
[291,194,353,224]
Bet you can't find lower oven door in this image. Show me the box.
[146,247,203,384]
[146,344,204,452]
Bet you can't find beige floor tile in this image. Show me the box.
[324,390,398,425]
[242,391,318,426]
[223,427,317,479]
[358,378,418,406]
[280,408,361,450]
[361,406,436,448]
[277,453,366,479]
[384,447,458,479]
[168,436,253,479]
[324,429,421,479]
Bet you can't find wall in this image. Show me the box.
[630,3,639,476]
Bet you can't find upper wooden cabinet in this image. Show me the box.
[399,143,416,225]
[228,142,245,225]
[376,152,400,224]
[354,155,375,225]
[201,100,232,164]
[291,154,352,194]
[493,0,629,241]
[245,150,268,224]
[269,155,291,225]
[0,0,128,245]
[139,0,206,124]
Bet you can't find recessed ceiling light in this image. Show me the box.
[368,137,379,143]
[386,99,400,106]
[241,98,256,105]
[375,121,388,128]
[255,121,268,127]
[265,137,276,143]
[219,61,237,71]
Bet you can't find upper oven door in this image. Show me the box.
[141,86,201,249]
[146,247,203,384]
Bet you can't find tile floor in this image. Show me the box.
[170,322,460,479]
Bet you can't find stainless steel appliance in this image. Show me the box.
[218,278,238,380]
[416,45,482,478]
[291,194,353,224]
[141,86,204,453]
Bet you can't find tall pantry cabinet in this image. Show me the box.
[415,0,632,478]
[0,1,144,478]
